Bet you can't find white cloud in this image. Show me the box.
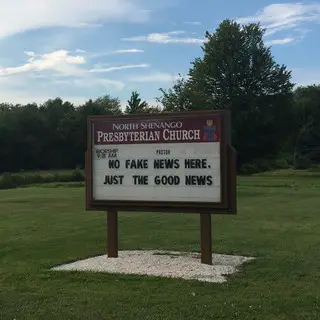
[24,51,36,57]
[89,63,150,73]
[81,48,145,60]
[111,49,144,54]
[54,78,125,90]
[92,63,111,69]
[184,21,202,25]
[0,48,127,104]
[0,0,150,38]
[128,72,180,83]
[265,37,296,45]
[0,50,86,77]
[0,91,89,106]
[72,22,103,28]
[0,49,148,82]
[237,2,320,39]
[122,30,204,44]
[87,78,125,90]
[0,70,125,105]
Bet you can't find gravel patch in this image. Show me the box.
[51,250,254,283]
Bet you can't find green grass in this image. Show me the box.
[0,172,320,319]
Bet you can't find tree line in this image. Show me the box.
[0,19,319,174]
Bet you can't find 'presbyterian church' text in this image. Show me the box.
[96,129,201,143]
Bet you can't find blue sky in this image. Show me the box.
[0,0,320,108]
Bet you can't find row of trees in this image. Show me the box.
[0,19,319,174]
[0,94,161,173]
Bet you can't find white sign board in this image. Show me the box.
[90,115,222,203]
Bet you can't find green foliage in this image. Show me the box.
[274,158,290,169]
[238,163,260,175]
[158,19,296,167]
[71,168,86,181]
[157,75,192,111]
[145,105,163,113]
[125,91,149,114]
[0,93,165,174]
[239,157,291,175]
[291,85,320,167]
[295,155,312,170]
[0,170,85,189]
[239,159,273,175]
[0,172,17,189]
[309,165,320,172]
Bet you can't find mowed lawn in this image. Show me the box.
[0,171,320,319]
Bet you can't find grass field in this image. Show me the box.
[0,170,320,319]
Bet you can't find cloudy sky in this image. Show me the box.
[0,0,319,107]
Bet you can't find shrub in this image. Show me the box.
[239,163,261,175]
[0,169,85,190]
[295,155,312,170]
[274,158,290,169]
[309,165,320,172]
[22,173,45,184]
[0,172,17,189]
[53,172,72,182]
[255,158,272,172]
[239,157,291,175]
[71,168,85,182]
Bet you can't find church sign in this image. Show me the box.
[85,110,237,264]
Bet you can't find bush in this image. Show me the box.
[277,152,294,166]
[71,168,85,182]
[240,159,273,175]
[21,173,45,184]
[239,157,291,175]
[53,172,71,182]
[0,169,85,190]
[0,172,17,189]
[274,158,290,169]
[309,165,320,172]
[238,163,261,175]
[295,155,312,170]
[256,158,272,172]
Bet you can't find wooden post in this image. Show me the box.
[107,209,118,258]
[200,213,212,265]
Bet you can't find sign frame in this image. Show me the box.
[85,110,236,215]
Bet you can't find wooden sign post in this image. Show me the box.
[85,110,237,265]
[107,209,118,258]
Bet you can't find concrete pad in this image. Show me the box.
[51,250,254,283]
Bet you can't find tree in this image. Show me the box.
[38,98,76,169]
[158,20,295,166]
[93,95,122,115]
[291,85,320,167]
[157,75,193,112]
[125,91,148,114]
[0,103,47,171]
[144,105,162,114]
[71,94,122,167]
